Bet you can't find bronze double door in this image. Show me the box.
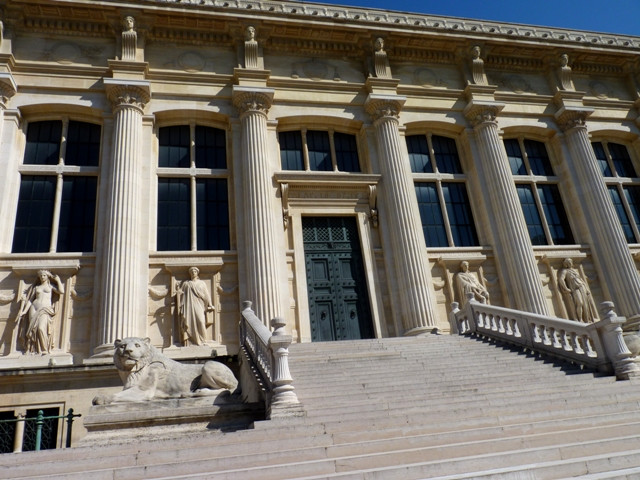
[302,217,374,342]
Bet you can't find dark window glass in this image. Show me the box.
[516,185,546,245]
[57,176,97,252]
[24,121,62,166]
[592,142,613,176]
[279,131,304,170]
[195,126,226,169]
[306,131,332,171]
[65,121,101,167]
[524,140,554,176]
[415,182,447,247]
[609,143,636,178]
[504,139,526,175]
[442,183,478,246]
[196,178,230,251]
[610,186,636,243]
[432,135,462,174]
[624,186,640,230]
[159,126,190,168]
[0,411,17,454]
[406,135,433,173]
[157,178,190,250]
[537,184,574,245]
[23,408,59,452]
[12,176,56,253]
[334,132,360,172]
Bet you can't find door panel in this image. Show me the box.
[303,217,374,342]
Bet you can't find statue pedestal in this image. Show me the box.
[81,395,264,446]
[0,351,73,370]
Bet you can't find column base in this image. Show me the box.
[403,326,440,336]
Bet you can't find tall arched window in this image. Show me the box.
[593,140,640,243]
[156,124,230,251]
[504,138,574,246]
[13,119,100,253]
[407,133,478,247]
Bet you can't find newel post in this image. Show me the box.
[268,317,300,413]
[598,302,640,380]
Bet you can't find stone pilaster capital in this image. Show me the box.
[0,72,16,107]
[555,106,593,132]
[364,94,406,122]
[463,100,504,127]
[104,79,150,112]
[232,85,274,116]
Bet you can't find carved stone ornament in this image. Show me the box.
[174,266,215,346]
[0,80,16,107]
[470,46,488,86]
[558,53,575,91]
[106,84,150,111]
[556,109,589,132]
[121,16,137,61]
[232,90,273,115]
[365,98,403,122]
[455,261,489,307]
[244,25,259,69]
[464,104,501,127]
[557,258,598,323]
[373,37,391,79]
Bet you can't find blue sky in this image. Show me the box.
[305,0,640,36]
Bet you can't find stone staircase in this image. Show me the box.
[4,334,640,479]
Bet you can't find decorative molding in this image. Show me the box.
[364,95,406,122]
[105,82,150,111]
[121,16,137,62]
[555,107,593,132]
[232,86,274,115]
[463,102,504,127]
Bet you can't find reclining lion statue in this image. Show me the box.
[92,337,238,405]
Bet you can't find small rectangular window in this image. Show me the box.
[306,131,332,171]
[406,135,433,173]
[504,139,526,175]
[442,183,478,246]
[24,121,62,166]
[65,121,101,167]
[279,131,304,171]
[537,184,574,245]
[196,178,230,251]
[13,176,56,253]
[157,178,190,251]
[159,125,190,168]
[432,135,462,174]
[334,132,360,172]
[609,186,635,243]
[195,126,226,169]
[57,176,97,252]
[415,182,448,247]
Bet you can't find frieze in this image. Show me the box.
[134,0,640,49]
[41,42,106,64]
[291,59,340,81]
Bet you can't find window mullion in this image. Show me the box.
[190,125,197,251]
[604,143,617,177]
[328,129,338,171]
[531,180,553,245]
[301,129,310,171]
[519,138,531,174]
[436,180,454,246]
[49,174,64,252]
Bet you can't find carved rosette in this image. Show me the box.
[365,98,403,123]
[556,109,589,132]
[232,90,273,117]
[464,104,500,128]
[106,84,150,113]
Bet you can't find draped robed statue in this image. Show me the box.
[175,267,214,346]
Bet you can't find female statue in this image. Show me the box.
[558,258,597,323]
[176,267,214,346]
[19,270,64,354]
[455,261,490,307]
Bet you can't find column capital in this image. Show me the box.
[463,100,504,127]
[555,106,593,132]
[232,85,274,116]
[104,79,150,112]
[0,72,16,107]
[364,94,406,122]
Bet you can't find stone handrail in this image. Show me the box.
[452,297,639,380]
[239,301,300,417]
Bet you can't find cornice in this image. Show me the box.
[11,0,640,51]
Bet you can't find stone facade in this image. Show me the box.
[0,0,640,446]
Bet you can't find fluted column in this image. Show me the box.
[233,86,285,326]
[95,83,150,355]
[557,109,640,320]
[366,95,438,334]
[0,75,18,252]
[465,103,549,315]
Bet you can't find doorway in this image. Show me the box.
[302,216,374,341]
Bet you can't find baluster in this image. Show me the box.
[542,326,552,346]
[551,328,562,349]
[498,316,506,333]
[572,333,585,354]
[584,335,597,357]
[512,319,522,338]
[269,317,299,407]
[505,318,513,336]
[531,323,542,343]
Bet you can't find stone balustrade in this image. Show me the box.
[239,301,300,418]
[452,296,640,380]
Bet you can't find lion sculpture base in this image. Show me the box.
[92,337,239,405]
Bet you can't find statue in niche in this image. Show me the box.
[373,37,391,79]
[175,267,214,346]
[121,16,137,62]
[470,45,488,85]
[558,53,575,91]
[244,25,259,69]
[558,258,597,323]
[455,261,489,307]
[18,270,64,355]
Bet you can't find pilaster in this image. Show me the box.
[365,93,439,334]
[555,107,640,323]
[464,96,549,315]
[93,79,151,357]
[232,85,287,326]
